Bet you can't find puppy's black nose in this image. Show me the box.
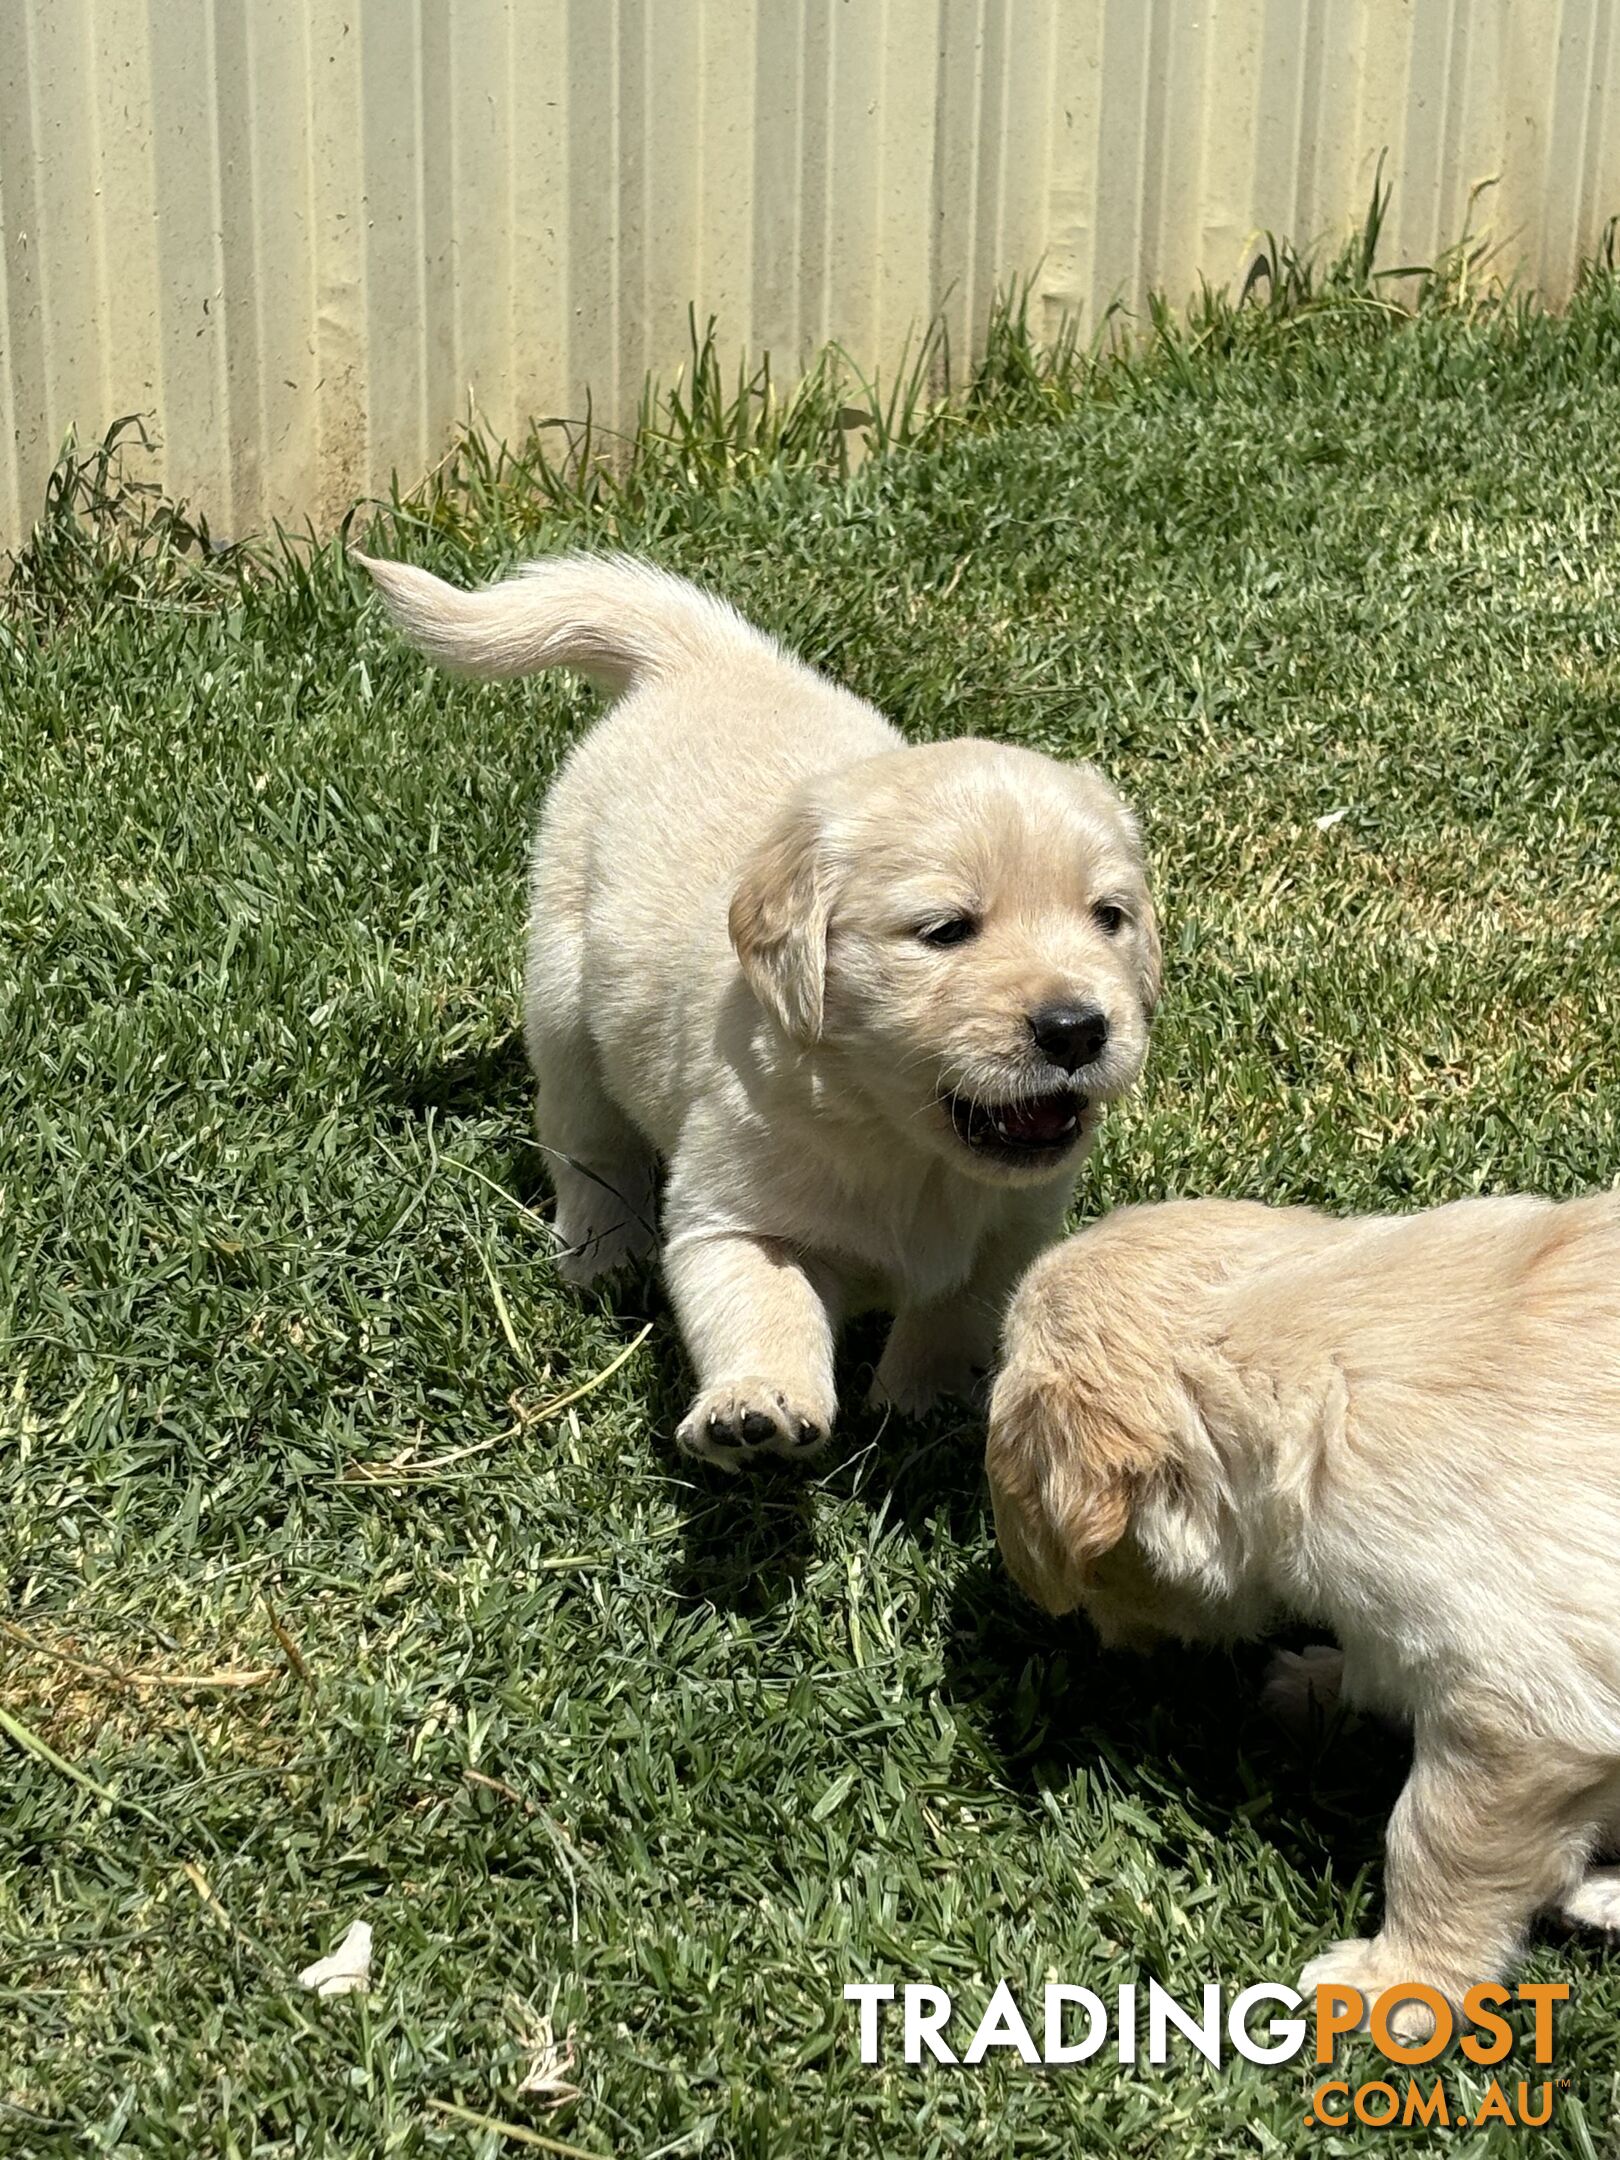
[1028,1002,1109,1072]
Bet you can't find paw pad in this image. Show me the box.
[677,1382,833,1467]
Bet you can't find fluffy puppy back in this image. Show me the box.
[354,550,777,696]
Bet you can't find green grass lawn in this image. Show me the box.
[5,261,1620,2158]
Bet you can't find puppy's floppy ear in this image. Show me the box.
[729,802,830,1040]
[1135,895,1163,1020]
[986,1365,1157,1614]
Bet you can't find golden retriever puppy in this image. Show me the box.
[360,552,1159,1465]
[988,1192,1620,2019]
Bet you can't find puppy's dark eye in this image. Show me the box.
[1092,902,1126,936]
[917,916,978,948]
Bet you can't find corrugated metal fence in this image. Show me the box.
[1,0,1616,547]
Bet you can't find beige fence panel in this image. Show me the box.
[1,0,1616,547]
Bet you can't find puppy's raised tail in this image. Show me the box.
[353,550,776,697]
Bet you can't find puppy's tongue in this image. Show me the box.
[995,1094,1079,1145]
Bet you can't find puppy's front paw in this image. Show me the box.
[676,1379,833,1468]
[1298,1938,1445,2044]
[1562,1866,1620,1932]
[1261,1644,1345,1735]
[868,1347,985,1420]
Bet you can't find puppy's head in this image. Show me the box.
[985,1204,1274,1642]
[728,739,1158,1184]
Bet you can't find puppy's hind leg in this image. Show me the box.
[525,904,657,1286]
[538,1073,658,1286]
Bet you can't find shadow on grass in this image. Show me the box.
[662,1318,983,1617]
[652,1338,1016,1632]
[829,1399,1409,1896]
[960,1553,1404,1842]
[771,1367,1406,1874]
[367,1027,534,1124]
[361,1029,826,1614]
[668,1472,820,1616]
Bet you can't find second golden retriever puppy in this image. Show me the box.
[361,553,1158,1465]
[988,1192,1620,2022]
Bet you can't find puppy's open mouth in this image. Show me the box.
[946,1087,1086,1159]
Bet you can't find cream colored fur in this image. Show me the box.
[359,551,1158,1465]
[988,1191,1620,2025]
